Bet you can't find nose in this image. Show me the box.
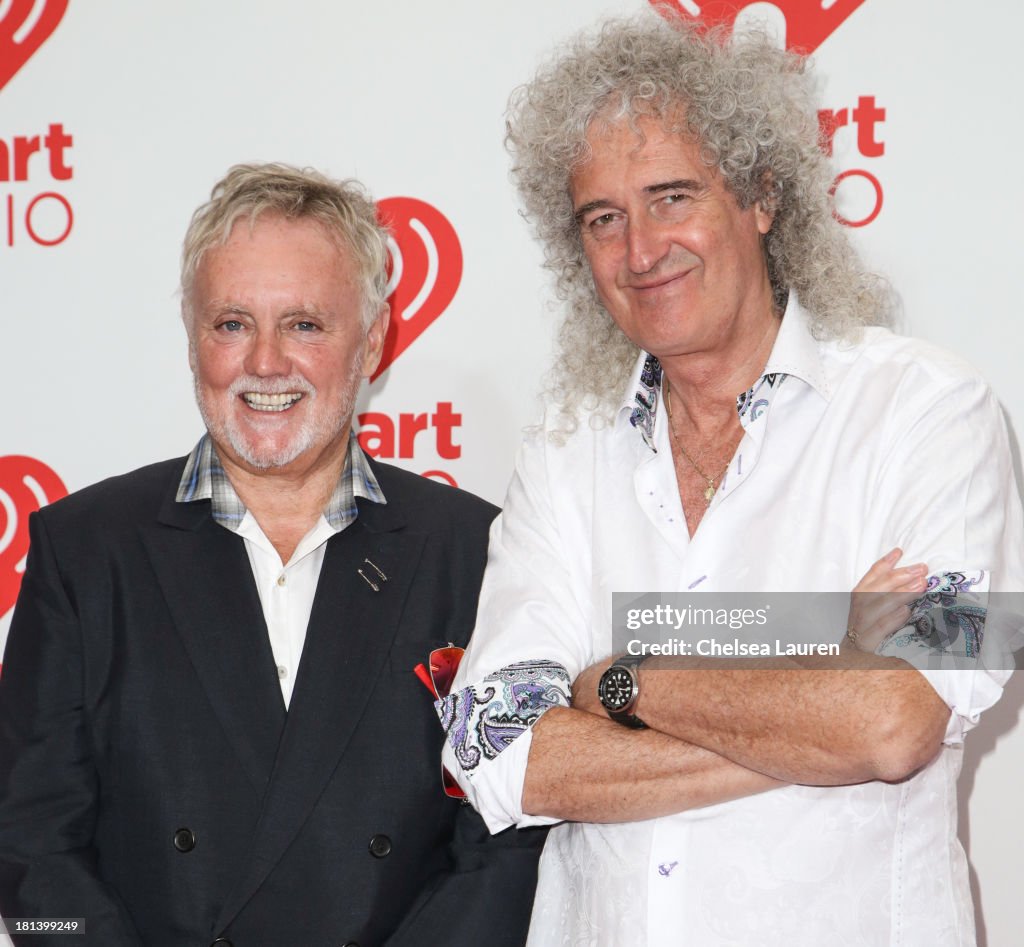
[625,217,669,275]
[244,327,291,377]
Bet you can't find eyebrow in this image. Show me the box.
[573,179,705,222]
[573,199,612,223]
[280,305,326,319]
[199,302,251,320]
[203,302,325,319]
[645,178,703,195]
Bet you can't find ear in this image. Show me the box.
[755,173,777,234]
[185,312,197,373]
[360,304,390,378]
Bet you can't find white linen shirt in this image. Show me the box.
[442,300,1023,946]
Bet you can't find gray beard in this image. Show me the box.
[192,353,364,471]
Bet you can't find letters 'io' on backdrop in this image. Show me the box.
[1,1,1022,944]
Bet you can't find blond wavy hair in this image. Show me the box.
[180,162,389,331]
[506,12,892,430]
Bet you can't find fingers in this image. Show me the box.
[852,548,900,592]
[848,550,932,653]
[854,547,929,594]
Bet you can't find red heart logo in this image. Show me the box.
[373,197,463,382]
[0,455,67,620]
[0,0,68,93]
[650,0,867,54]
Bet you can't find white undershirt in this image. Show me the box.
[236,511,338,709]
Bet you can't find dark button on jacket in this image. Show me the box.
[173,827,196,852]
[368,834,391,858]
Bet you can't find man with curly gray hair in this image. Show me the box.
[436,12,1022,946]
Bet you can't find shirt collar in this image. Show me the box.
[760,296,831,400]
[621,352,664,452]
[620,296,830,452]
[175,429,386,532]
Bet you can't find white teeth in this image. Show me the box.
[242,392,303,412]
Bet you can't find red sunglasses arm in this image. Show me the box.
[413,662,438,698]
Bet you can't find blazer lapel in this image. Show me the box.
[142,487,287,799]
[215,496,425,931]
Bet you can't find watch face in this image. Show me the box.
[599,667,635,711]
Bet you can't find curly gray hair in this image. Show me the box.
[507,12,891,426]
[180,162,389,331]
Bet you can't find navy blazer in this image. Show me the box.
[0,454,545,946]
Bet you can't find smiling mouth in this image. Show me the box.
[242,392,304,412]
[629,270,692,292]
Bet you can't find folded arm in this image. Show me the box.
[572,651,949,786]
[521,706,784,822]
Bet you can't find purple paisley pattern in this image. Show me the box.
[629,355,663,451]
[737,372,787,422]
[630,356,789,451]
[886,570,988,658]
[436,660,571,773]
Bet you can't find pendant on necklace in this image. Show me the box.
[704,483,715,502]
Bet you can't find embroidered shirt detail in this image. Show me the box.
[629,352,790,453]
[882,570,989,658]
[629,354,664,451]
[436,660,571,774]
[175,429,386,531]
[737,372,788,422]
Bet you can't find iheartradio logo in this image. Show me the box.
[0,0,68,93]
[0,455,67,620]
[650,0,867,53]
[373,197,463,381]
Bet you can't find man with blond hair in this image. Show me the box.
[0,163,543,946]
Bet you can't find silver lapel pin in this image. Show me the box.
[358,558,388,592]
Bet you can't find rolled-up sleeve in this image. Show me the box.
[870,371,1024,742]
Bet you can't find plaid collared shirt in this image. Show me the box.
[175,430,386,532]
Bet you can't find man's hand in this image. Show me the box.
[846,547,928,653]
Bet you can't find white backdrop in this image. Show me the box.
[2,1,1022,943]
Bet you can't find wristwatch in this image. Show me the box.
[597,653,647,729]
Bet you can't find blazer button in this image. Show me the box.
[368,834,392,858]
[173,828,196,853]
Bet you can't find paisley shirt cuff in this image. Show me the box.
[878,570,990,662]
[879,570,1008,745]
[435,660,571,776]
